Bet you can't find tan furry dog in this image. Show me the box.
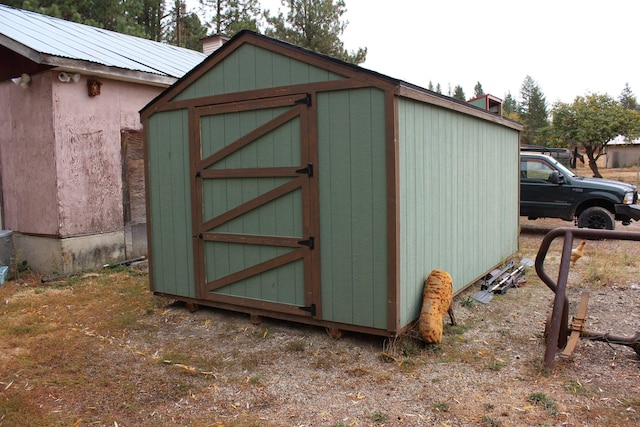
[419,270,457,344]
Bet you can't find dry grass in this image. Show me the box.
[594,166,640,186]
[1,166,639,426]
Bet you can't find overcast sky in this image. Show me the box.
[190,0,639,106]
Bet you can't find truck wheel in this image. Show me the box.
[577,206,615,230]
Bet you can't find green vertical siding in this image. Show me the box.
[144,33,523,335]
[147,109,194,297]
[398,98,519,326]
[317,88,388,329]
[205,243,304,306]
[200,104,305,304]
[173,44,345,101]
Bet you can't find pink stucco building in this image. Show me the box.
[0,5,207,273]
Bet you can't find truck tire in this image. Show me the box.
[577,206,615,230]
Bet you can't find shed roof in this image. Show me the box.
[142,30,522,131]
[0,4,207,85]
[607,135,640,145]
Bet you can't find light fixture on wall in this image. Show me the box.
[58,72,81,83]
[11,73,31,89]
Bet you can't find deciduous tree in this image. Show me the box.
[551,93,640,177]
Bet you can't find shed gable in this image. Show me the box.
[173,43,346,102]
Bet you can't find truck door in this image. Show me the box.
[520,157,573,219]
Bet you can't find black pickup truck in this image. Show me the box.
[520,152,640,229]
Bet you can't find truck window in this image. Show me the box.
[521,159,555,182]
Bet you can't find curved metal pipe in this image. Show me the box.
[534,227,640,368]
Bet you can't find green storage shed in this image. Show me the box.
[140,31,522,336]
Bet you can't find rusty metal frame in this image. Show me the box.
[535,227,640,369]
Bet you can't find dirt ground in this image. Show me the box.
[2,167,640,426]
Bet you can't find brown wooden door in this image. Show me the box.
[191,94,318,317]
[121,130,147,259]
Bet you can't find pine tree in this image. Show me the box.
[452,85,466,101]
[265,0,367,64]
[11,0,166,42]
[619,83,639,111]
[473,81,484,98]
[201,0,263,35]
[503,91,517,114]
[139,0,165,41]
[519,75,549,145]
[501,91,520,121]
[164,1,207,50]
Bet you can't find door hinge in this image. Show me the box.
[297,236,315,249]
[295,93,312,106]
[295,163,313,177]
[299,303,316,316]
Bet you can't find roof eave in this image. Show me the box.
[1,35,177,87]
[0,33,41,62]
[397,83,523,132]
[46,56,177,86]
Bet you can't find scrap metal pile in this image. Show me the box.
[473,258,534,304]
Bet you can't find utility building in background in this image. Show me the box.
[0,5,206,273]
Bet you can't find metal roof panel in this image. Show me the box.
[0,4,206,78]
